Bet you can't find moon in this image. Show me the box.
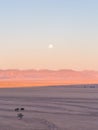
[48,44,54,49]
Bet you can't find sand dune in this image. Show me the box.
[0,85,98,130]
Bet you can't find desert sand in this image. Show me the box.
[0,85,98,130]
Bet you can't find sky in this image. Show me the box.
[0,0,98,70]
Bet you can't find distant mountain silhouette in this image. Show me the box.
[0,69,98,87]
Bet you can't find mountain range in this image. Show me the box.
[0,69,98,87]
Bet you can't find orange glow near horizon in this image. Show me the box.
[0,69,98,88]
[0,80,98,88]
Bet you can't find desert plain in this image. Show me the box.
[0,85,98,130]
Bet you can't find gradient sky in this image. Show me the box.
[0,0,98,70]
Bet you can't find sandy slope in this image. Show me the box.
[0,85,98,130]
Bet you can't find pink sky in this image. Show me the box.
[0,69,98,87]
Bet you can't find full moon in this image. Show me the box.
[48,44,54,49]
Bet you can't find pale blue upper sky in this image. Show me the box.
[0,0,98,70]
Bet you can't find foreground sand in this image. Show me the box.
[0,85,98,130]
